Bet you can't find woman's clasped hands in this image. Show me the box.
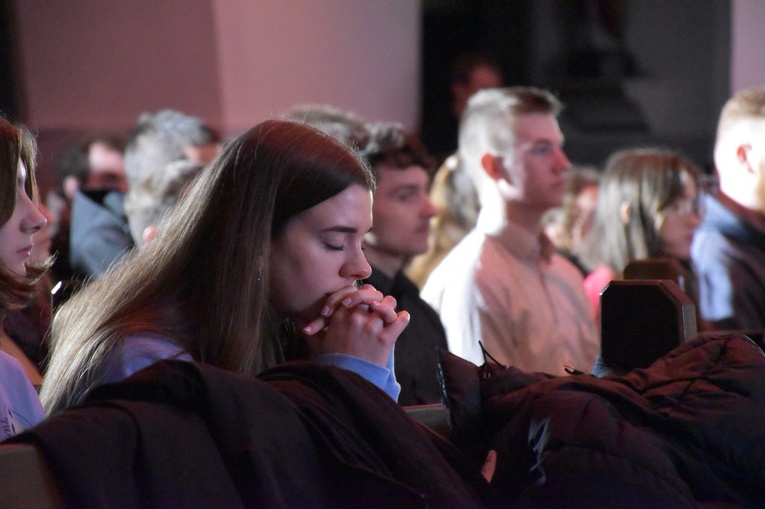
[302,284,409,367]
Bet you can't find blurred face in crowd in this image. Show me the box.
[87,141,127,192]
[184,143,221,167]
[363,164,437,275]
[658,174,701,261]
[452,64,503,118]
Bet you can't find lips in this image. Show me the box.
[414,223,431,235]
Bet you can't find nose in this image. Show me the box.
[687,211,702,228]
[341,246,372,281]
[554,148,571,174]
[422,195,437,219]
[21,195,46,234]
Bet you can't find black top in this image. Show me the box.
[364,267,448,406]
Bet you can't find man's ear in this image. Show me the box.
[63,175,80,202]
[480,153,505,182]
[619,201,630,224]
[142,225,158,245]
[736,143,757,175]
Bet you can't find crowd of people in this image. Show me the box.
[2,71,765,503]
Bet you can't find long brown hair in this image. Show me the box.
[0,117,47,315]
[41,120,374,413]
[580,148,701,274]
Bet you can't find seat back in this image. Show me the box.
[0,443,64,508]
[600,279,697,371]
[622,257,689,292]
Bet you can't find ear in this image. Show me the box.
[619,201,630,225]
[736,143,757,175]
[63,175,80,202]
[142,225,158,245]
[480,153,506,182]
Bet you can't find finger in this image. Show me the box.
[379,311,410,344]
[368,299,398,324]
[319,285,361,318]
[302,316,328,336]
[341,288,384,310]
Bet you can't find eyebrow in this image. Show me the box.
[322,226,359,234]
[528,138,563,147]
[391,183,422,192]
[322,225,372,234]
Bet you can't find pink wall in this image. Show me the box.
[16,0,421,135]
[16,0,222,131]
[211,0,421,135]
[15,1,420,191]
[731,0,765,93]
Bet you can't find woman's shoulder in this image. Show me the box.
[0,350,44,438]
[100,334,193,385]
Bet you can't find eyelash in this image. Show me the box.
[324,243,344,252]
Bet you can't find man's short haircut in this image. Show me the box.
[361,125,435,175]
[124,109,218,244]
[458,86,563,188]
[283,104,435,177]
[124,109,218,189]
[716,86,765,142]
[57,132,126,197]
[281,104,368,149]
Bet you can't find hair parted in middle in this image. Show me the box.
[579,147,702,275]
[41,119,375,414]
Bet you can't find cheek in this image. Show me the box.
[659,219,691,258]
[269,247,329,321]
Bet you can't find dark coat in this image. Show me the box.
[439,334,765,507]
[364,267,448,406]
[11,361,488,508]
[68,190,133,279]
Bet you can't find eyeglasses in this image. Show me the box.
[662,193,705,218]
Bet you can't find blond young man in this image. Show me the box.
[421,87,598,374]
[692,87,765,330]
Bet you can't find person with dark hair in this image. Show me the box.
[68,110,219,278]
[421,51,503,159]
[542,165,601,276]
[58,132,128,200]
[41,120,409,414]
[692,86,765,331]
[421,87,598,374]
[285,105,448,405]
[0,116,47,438]
[49,132,127,281]
[579,148,703,319]
[450,53,504,123]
